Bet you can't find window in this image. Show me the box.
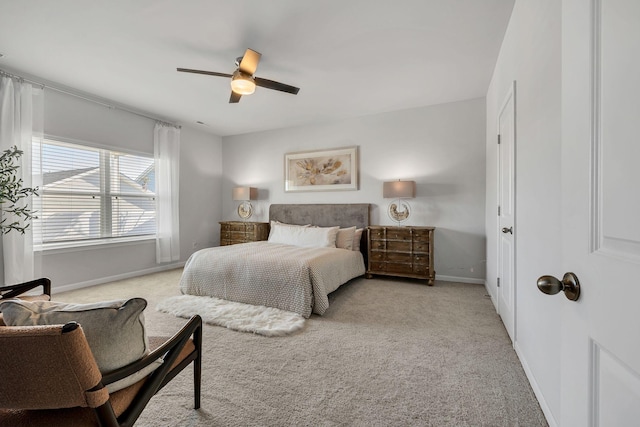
[33,138,156,245]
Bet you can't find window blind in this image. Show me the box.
[33,139,156,244]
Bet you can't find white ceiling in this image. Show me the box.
[0,0,514,137]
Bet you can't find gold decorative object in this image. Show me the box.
[237,202,253,219]
[388,201,411,223]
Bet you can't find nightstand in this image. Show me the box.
[365,226,435,285]
[219,221,270,246]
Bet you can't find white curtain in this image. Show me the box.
[0,76,43,284]
[154,122,180,263]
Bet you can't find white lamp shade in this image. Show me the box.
[383,181,415,198]
[233,186,258,201]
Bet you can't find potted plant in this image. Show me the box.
[0,146,38,234]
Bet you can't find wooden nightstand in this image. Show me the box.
[365,226,435,285]
[219,221,270,246]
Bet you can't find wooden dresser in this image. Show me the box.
[365,226,435,285]
[219,221,270,246]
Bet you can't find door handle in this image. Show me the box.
[501,227,513,234]
[537,272,580,301]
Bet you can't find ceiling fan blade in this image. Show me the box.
[229,91,242,103]
[177,68,233,78]
[255,77,300,95]
[238,49,261,76]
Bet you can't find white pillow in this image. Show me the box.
[336,226,356,250]
[268,221,309,239]
[0,298,161,392]
[269,223,339,248]
[269,220,309,228]
[352,228,363,251]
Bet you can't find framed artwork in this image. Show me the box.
[285,146,358,192]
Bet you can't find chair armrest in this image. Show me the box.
[101,315,202,386]
[0,278,51,300]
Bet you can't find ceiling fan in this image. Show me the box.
[177,48,300,103]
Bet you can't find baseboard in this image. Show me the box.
[51,262,185,294]
[436,274,485,285]
[484,283,498,311]
[514,342,558,427]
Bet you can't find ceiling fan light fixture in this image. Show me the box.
[178,48,299,101]
[230,70,256,95]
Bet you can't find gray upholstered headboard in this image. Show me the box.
[268,204,370,230]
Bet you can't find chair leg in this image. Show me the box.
[194,353,201,409]
[94,402,119,427]
[193,321,202,410]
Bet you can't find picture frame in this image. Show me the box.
[285,146,358,192]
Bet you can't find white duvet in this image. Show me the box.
[179,241,365,318]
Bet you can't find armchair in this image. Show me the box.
[0,315,202,426]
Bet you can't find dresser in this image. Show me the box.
[219,221,270,246]
[365,226,435,285]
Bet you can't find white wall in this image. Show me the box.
[222,98,487,283]
[4,83,484,287]
[39,90,222,292]
[485,0,562,424]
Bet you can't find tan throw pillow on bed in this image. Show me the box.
[352,228,364,251]
[0,298,159,392]
[336,226,356,250]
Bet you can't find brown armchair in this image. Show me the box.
[0,315,202,426]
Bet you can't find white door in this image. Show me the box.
[497,81,516,342]
[559,0,640,425]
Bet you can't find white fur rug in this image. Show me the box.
[156,295,305,337]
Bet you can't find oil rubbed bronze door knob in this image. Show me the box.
[501,227,513,234]
[537,272,581,301]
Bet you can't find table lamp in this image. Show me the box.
[233,186,257,219]
[383,180,415,226]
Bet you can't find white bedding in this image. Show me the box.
[179,241,365,318]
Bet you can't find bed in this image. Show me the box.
[179,204,370,318]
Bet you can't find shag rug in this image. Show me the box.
[156,294,305,337]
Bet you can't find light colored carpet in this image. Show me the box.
[57,269,548,426]
[156,294,305,337]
